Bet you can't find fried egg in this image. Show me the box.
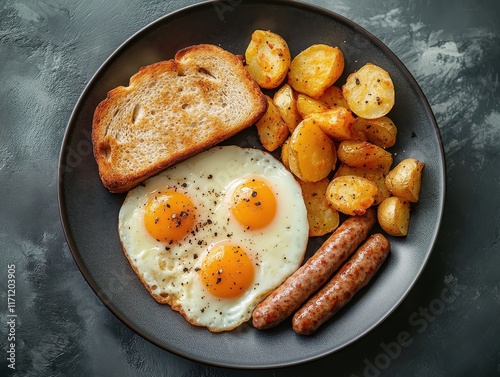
[118,146,309,332]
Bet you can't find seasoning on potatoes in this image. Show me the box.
[326,175,378,216]
[288,120,337,182]
[334,163,391,205]
[296,93,330,118]
[304,106,358,141]
[337,140,393,173]
[288,44,345,98]
[318,85,349,109]
[245,30,291,89]
[299,179,340,237]
[342,63,395,119]
[377,196,411,236]
[273,84,302,132]
[281,137,291,170]
[385,158,424,203]
[256,95,290,152]
[352,116,397,148]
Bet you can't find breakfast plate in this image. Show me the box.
[58,0,445,368]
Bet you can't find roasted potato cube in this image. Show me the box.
[385,158,424,203]
[304,106,358,141]
[318,85,349,109]
[296,93,329,118]
[342,63,395,119]
[334,163,391,205]
[288,44,345,98]
[288,120,336,182]
[337,140,393,173]
[273,84,302,132]
[326,175,378,216]
[256,96,290,152]
[377,196,411,236]
[281,137,291,170]
[299,179,340,237]
[353,116,397,148]
[245,30,291,89]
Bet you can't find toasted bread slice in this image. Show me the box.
[92,44,267,193]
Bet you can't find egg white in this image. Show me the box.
[118,146,309,332]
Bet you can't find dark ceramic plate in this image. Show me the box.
[58,0,445,369]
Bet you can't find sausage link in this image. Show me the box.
[252,208,376,330]
[292,233,390,335]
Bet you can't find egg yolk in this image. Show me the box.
[199,244,254,299]
[230,179,277,230]
[144,191,196,243]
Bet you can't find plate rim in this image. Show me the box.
[57,0,446,369]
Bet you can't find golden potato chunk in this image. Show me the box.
[337,140,393,173]
[353,116,397,148]
[245,30,291,89]
[385,158,424,203]
[326,175,378,216]
[296,93,330,118]
[273,84,302,132]
[343,63,395,119]
[377,196,411,236]
[334,163,390,205]
[256,96,290,152]
[288,120,336,182]
[280,137,291,170]
[288,44,345,98]
[304,106,358,141]
[318,85,349,109]
[299,179,340,237]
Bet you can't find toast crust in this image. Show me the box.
[92,44,267,193]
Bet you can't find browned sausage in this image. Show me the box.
[252,208,376,330]
[292,233,390,335]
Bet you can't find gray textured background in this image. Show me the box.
[1,0,499,376]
